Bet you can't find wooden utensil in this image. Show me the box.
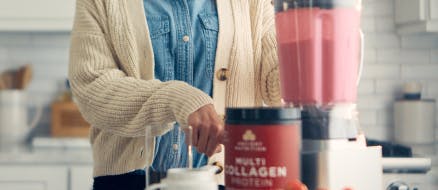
[16,64,33,89]
[2,71,15,89]
[0,74,5,90]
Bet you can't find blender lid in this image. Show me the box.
[275,0,358,10]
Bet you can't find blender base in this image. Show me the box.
[301,139,382,190]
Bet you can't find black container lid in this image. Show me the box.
[275,0,358,10]
[226,107,300,125]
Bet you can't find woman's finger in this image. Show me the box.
[214,144,223,153]
[205,133,218,157]
[197,124,209,153]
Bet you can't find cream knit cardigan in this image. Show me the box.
[68,0,281,179]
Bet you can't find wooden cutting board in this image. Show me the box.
[51,101,90,137]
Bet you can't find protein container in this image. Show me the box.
[225,107,301,190]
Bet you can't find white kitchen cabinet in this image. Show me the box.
[70,165,93,190]
[0,0,76,31]
[395,0,438,34]
[0,165,68,190]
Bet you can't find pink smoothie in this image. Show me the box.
[276,8,361,106]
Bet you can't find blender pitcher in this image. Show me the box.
[275,0,363,106]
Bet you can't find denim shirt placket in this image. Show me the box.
[170,0,193,167]
[175,0,193,84]
[145,0,218,171]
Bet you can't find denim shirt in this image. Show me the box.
[144,0,219,172]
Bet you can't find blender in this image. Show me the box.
[274,0,382,189]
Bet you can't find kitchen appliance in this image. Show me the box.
[394,99,436,155]
[394,82,436,151]
[275,0,362,106]
[274,0,382,189]
[382,158,432,190]
[367,139,435,189]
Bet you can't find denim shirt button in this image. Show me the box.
[172,144,179,151]
[183,35,190,42]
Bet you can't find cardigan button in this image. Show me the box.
[216,68,230,81]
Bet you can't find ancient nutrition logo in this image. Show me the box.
[243,130,256,141]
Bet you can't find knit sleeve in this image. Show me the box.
[261,0,282,106]
[68,0,213,137]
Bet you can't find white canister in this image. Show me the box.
[147,168,218,190]
[394,100,436,145]
[0,90,41,151]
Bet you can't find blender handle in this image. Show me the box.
[357,29,364,86]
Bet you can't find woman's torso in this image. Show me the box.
[86,0,274,178]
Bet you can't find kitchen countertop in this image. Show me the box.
[0,137,93,165]
[0,150,436,189]
[0,138,436,189]
[0,149,93,165]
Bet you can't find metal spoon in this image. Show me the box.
[186,126,193,169]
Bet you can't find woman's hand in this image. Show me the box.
[187,104,224,157]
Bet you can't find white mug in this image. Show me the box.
[147,168,218,190]
[0,90,41,151]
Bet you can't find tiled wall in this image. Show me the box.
[0,0,438,141]
[0,32,71,136]
[359,0,438,141]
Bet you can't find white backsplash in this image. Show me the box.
[0,0,438,141]
[359,0,438,141]
[0,32,70,136]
